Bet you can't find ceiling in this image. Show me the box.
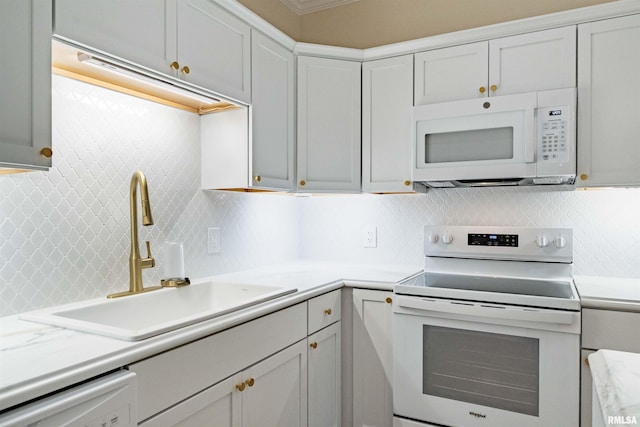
[280,0,360,15]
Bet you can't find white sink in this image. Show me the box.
[21,281,296,341]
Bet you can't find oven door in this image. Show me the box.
[393,295,579,427]
[413,92,536,182]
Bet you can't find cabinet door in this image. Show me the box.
[414,42,488,105]
[297,56,361,192]
[140,375,241,427]
[250,30,295,190]
[308,322,341,427]
[352,289,394,427]
[0,0,51,171]
[54,0,172,74]
[577,14,640,187]
[177,0,251,103]
[363,55,414,193]
[489,26,576,96]
[242,340,308,427]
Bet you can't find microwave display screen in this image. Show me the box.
[549,110,562,116]
[424,127,514,163]
[468,233,518,247]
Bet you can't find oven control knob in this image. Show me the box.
[427,232,440,244]
[553,235,567,249]
[441,232,453,245]
[535,235,549,248]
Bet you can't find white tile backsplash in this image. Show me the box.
[1,75,639,316]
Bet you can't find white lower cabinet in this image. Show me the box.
[352,289,394,427]
[308,321,341,427]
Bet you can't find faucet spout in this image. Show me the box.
[108,170,161,298]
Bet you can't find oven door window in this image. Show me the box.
[423,325,539,416]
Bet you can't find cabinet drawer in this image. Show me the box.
[582,308,640,352]
[129,303,307,422]
[308,290,341,334]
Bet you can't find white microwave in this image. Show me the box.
[412,88,576,188]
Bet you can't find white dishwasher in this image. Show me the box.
[0,370,136,427]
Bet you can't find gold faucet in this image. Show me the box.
[108,171,162,298]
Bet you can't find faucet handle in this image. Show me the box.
[142,241,156,268]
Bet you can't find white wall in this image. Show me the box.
[0,75,301,316]
[1,74,639,317]
[298,188,640,277]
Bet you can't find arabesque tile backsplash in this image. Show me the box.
[1,75,639,316]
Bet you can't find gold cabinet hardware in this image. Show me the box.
[490,84,498,92]
[39,147,53,158]
[170,61,180,70]
[310,342,318,349]
[585,357,590,367]
[580,173,588,181]
[181,65,190,74]
[479,86,486,94]
[299,180,306,186]
[404,180,411,186]
[254,176,262,182]
[385,297,392,304]
[324,308,332,315]
[236,382,246,392]
[246,378,255,387]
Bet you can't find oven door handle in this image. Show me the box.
[395,295,576,325]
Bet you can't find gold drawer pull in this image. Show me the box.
[580,173,588,181]
[299,180,306,186]
[324,308,332,315]
[479,86,486,94]
[170,61,180,70]
[236,382,246,392]
[254,176,262,182]
[181,65,190,74]
[490,84,498,92]
[404,180,411,186]
[246,378,255,387]
[310,342,318,349]
[40,148,53,158]
[385,297,392,304]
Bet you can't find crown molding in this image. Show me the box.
[280,0,359,15]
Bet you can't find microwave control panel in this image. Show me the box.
[538,106,569,163]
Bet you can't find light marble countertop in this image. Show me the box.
[574,276,640,312]
[589,349,640,425]
[0,261,421,412]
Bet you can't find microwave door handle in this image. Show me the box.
[395,295,575,324]
[524,107,536,163]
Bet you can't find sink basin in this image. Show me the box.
[21,281,296,341]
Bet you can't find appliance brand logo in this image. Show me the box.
[469,411,487,419]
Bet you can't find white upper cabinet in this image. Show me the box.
[415,26,576,105]
[0,0,52,171]
[577,14,640,187]
[54,0,251,103]
[53,0,169,73]
[362,55,414,193]
[297,56,362,192]
[250,30,295,190]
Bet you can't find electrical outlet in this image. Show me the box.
[363,226,377,248]
[207,227,221,254]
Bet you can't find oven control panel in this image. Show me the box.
[425,226,573,262]
[468,233,518,247]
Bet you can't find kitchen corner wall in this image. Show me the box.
[1,75,639,317]
[298,188,640,277]
[0,75,301,316]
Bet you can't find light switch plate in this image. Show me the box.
[208,227,221,254]
[363,226,377,248]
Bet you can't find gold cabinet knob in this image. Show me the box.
[236,382,246,392]
[299,180,306,186]
[310,342,318,349]
[181,65,190,74]
[404,180,411,186]
[246,378,255,387]
[490,84,498,92]
[39,147,53,158]
[170,61,180,71]
[324,308,332,315]
[479,86,486,94]
[385,297,392,304]
[254,176,262,182]
[580,173,588,181]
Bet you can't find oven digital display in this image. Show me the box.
[468,233,518,247]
